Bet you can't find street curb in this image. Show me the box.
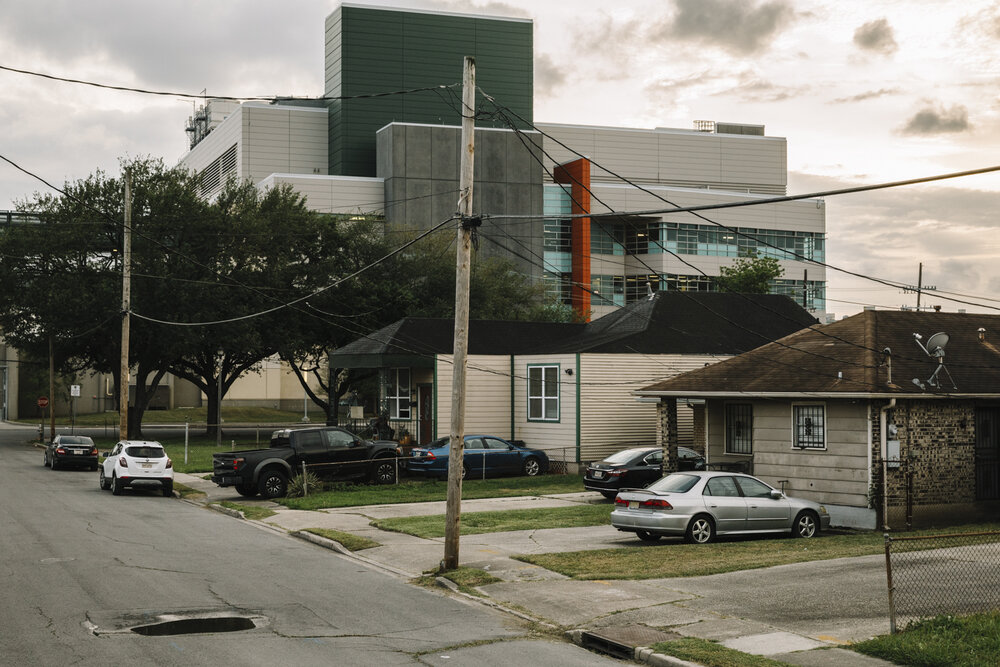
[565,630,703,667]
[434,577,558,629]
[291,530,418,578]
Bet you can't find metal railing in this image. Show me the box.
[884,531,1000,633]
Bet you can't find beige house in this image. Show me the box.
[330,292,817,467]
[637,309,1000,530]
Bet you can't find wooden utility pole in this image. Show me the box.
[118,173,132,441]
[48,336,55,440]
[443,56,476,571]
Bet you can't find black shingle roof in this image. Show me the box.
[330,292,817,367]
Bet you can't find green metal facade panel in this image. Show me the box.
[327,6,533,177]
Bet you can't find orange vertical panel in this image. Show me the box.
[554,158,592,322]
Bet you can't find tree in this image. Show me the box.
[714,251,784,294]
[278,233,574,423]
[1,157,210,437]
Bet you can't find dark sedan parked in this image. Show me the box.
[406,435,549,480]
[44,435,99,471]
[584,446,705,499]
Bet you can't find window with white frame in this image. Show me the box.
[527,364,559,421]
[725,403,753,454]
[387,368,410,420]
[794,404,826,449]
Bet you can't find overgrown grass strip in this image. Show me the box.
[372,504,612,538]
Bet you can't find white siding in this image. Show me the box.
[538,123,787,194]
[705,399,870,507]
[578,354,721,462]
[260,174,385,214]
[435,355,513,440]
[511,355,578,462]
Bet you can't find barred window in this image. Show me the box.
[726,404,753,455]
[794,404,826,449]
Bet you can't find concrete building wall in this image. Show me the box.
[538,123,788,195]
[377,123,545,275]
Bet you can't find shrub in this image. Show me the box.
[286,470,324,497]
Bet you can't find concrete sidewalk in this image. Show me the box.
[176,472,894,666]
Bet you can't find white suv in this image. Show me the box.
[99,440,174,497]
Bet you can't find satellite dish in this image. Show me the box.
[925,332,949,356]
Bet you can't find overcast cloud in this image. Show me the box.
[0,0,998,317]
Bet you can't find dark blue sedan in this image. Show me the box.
[406,435,549,480]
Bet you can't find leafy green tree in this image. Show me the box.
[714,251,784,294]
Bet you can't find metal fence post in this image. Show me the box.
[184,422,189,465]
[884,533,897,634]
[302,460,308,496]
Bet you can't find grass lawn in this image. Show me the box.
[48,406,329,427]
[852,612,1000,667]
[650,638,794,667]
[217,501,276,521]
[514,522,1000,580]
[277,474,587,510]
[300,528,380,552]
[372,504,612,538]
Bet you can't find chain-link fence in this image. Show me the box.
[884,531,1000,632]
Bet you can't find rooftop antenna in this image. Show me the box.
[911,331,956,390]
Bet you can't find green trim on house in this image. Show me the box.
[575,353,581,464]
[510,355,516,441]
[433,357,438,441]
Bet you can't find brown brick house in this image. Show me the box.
[635,309,1000,530]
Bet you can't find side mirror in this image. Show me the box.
[770,489,783,500]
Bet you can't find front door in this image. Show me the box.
[975,407,1000,500]
[418,384,433,445]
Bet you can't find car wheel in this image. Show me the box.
[50,456,59,471]
[235,483,258,497]
[636,530,661,543]
[162,482,173,498]
[99,467,110,490]
[461,463,469,480]
[370,458,397,485]
[43,452,49,467]
[111,474,124,496]
[522,456,541,477]
[792,510,819,538]
[257,469,288,499]
[600,491,618,500]
[685,515,716,544]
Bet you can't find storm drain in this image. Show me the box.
[132,616,256,636]
[581,626,681,660]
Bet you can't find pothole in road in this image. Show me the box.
[132,615,257,636]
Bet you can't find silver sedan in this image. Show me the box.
[611,471,831,543]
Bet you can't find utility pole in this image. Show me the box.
[48,336,55,440]
[119,173,132,441]
[443,56,476,571]
[915,262,923,311]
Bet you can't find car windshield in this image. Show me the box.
[125,446,165,458]
[602,448,649,464]
[646,473,700,493]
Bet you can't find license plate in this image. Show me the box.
[593,471,604,479]
[141,463,152,469]
[629,501,638,509]
[72,450,83,455]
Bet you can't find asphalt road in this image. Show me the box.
[0,424,619,666]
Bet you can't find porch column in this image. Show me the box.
[661,397,679,472]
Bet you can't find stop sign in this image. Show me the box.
[37,396,49,409]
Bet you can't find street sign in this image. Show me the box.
[37,396,49,408]
[71,384,81,397]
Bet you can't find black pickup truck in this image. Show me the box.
[212,426,401,499]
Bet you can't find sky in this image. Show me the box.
[1,0,998,319]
